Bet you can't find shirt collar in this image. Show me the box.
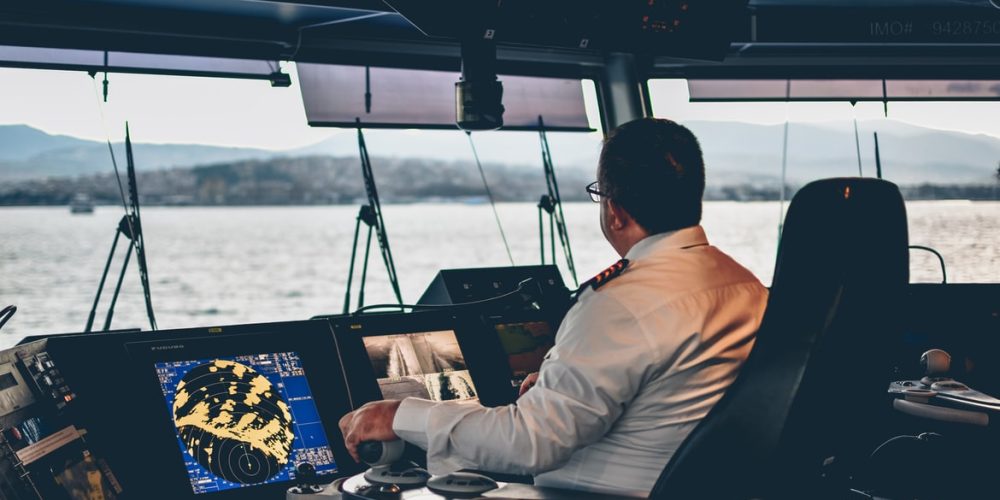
[624,225,709,262]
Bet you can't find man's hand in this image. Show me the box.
[518,372,539,397]
[338,400,402,463]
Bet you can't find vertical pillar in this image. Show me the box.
[597,52,651,133]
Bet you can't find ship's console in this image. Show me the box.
[0,321,362,499]
[10,272,995,499]
[0,270,570,499]
[888,348,1000,426]
[288,439,631,500]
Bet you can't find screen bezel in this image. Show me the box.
[477,311,559,404]
[329,310,513,408]
[120,321,359,499]
[482,312,559,382]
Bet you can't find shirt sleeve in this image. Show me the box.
[391,292,657,476]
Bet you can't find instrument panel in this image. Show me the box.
[0,321,360,499]
[0,301,564,498]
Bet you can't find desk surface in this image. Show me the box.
[340,473,637,500]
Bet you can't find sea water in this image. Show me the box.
[1,201,997,348]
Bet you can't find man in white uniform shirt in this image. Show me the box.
[339,118,769,497]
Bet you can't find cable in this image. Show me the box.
[91,76,129,214]
[0,305,15,332]
[466,131,515,266]
[909,245,947,284]
[91,77,139,248]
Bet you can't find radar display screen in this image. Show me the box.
[362,331,478,402]
[155,352,337,495]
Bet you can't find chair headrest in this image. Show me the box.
[774,177,909,295]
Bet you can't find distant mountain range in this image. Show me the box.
[689,120,1000,185]
[3,154,995,207]
[0,156,597,206]
[0,125,276,180]
[1,120,999,186]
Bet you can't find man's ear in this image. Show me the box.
[606,199,629,231]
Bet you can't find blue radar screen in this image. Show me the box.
[156,352,338,494]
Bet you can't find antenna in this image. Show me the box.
[85,124,156,332]
[851,101,863,176]
[874,132,883,180]
[536,116,578,287]
[778,80,791,240]
[881,79,889,118]
[125,124,157,329]
[342,118,404,314]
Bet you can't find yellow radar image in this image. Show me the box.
[171,359,295,485]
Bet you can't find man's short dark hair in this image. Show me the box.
[598,118,706,234]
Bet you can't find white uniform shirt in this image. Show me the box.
[392,226,768,497]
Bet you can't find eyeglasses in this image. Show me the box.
[585,181,609,203]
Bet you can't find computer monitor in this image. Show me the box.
[489,318,556,389]
[331,311,513,408]
[71,320,361,498]
[155,351,337,494]
[361,330,477,402]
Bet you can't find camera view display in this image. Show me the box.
[155,352,337,495]
[362,331,478,402]
[495,321,555,388]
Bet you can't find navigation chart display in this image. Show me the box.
[495,321,555,388]
[362,331,478,402]
[155,352,337,495]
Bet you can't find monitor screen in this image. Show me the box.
[361,330,478,402]
[494,321,555,388]
[155,352,337,495]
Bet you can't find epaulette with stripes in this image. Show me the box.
[575,258,629,296]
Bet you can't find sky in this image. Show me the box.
[0,63,334,150]
[0,64,998,151]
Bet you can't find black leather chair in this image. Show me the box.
[650,178,909,499]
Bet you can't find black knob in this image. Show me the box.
[358,441,383,464]
[296,462,317,484]
[920,349,951,376]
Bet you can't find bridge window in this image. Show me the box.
[649,78,1000,284]
[0,66,605,343]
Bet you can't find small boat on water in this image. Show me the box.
[69,193,94,214]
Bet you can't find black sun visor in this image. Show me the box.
[297,63,593,132]
[0,45,284,81]
[687,79,1000,102]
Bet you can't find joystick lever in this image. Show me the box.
[354,441,499,497]
[920,349,952,386]
[287,462,324,496]
[297,462,317,484]
[358,440,405,467]
[359,440,430,488]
